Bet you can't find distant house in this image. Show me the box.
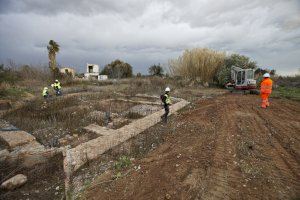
[99,75,108,80]
[84,63,108,80]
[60,67,75,77]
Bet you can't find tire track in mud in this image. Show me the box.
[196,96,244,200]
[190,95,299,199]
[231,97,293,199]
[254,106,300,161]
[176,99,223,200]
[253,107,300,197]
[83,94,300,200]
[237,95,300,199]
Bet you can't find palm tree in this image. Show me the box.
[47,40,60,71]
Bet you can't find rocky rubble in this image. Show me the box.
[1,174,27,190]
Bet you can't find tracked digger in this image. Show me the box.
[225,66,258,94]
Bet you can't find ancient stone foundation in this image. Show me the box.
[63,99,189,174]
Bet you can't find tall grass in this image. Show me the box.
[169,48,225,83]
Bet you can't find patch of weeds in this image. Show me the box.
[112,156,132,180]
[271,86,300,101]
[75,179,93,200]
[237,140,255,157]
[0,87,29,99]
[83,179,92,190]
[3,95,92,136]
[114,172,122,179]
[114,155,131,171]
[239,160,263,177]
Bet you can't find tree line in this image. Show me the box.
[46,40,275,83]
[46,40,166,79]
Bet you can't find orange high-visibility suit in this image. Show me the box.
[260,77,273,108]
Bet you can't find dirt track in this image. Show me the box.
[83,94,300,200]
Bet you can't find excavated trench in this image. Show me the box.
[0,92,187,200]
[2,93,163,148]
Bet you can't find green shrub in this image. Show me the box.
[215,54,258,86]
[0,64,19,85]
[271,86,300,101]
[0,87,28,99]
[216,66,231,86]
[224,54,257,69]
[101,59,133,78]
[276,75,300,88]
[148,64,164,76]
[114,156,131,171]
[136,72,142,77]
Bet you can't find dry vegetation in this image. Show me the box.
[0,64,65,100]
[2,92,144,147]
[169,48,225,83]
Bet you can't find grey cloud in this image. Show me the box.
[0,0,150,17]
[0,0,299,75]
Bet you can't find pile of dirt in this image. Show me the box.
[83,94,300,199]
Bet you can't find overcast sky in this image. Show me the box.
[0,0,299,75]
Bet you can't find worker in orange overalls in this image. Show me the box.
[260,73,273,108]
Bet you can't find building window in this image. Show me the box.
[88,65,93,73]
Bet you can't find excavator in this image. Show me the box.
[225,66,258,94]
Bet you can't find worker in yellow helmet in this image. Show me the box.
[161,87,172,123]
[42,87,49,99]
[52,79,62,96]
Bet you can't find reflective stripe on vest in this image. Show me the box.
[165,94,171,105]
[260,78,272,94]
[54,82,61,89]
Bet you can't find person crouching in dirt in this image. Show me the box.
[42,87,49,99]
[161,87,172,123]
[260,73,273,109]
[52,79,62,96]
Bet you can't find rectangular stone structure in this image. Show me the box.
[0,131,36,149]
[64,99,189,172]
[84,124,117,136]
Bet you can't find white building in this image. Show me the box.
[60,67,76,77]
[98,75,108,80]
[84,63,108,80]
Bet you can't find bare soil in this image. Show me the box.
[83,94,300,200]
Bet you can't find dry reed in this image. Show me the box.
[169,48,225,83]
